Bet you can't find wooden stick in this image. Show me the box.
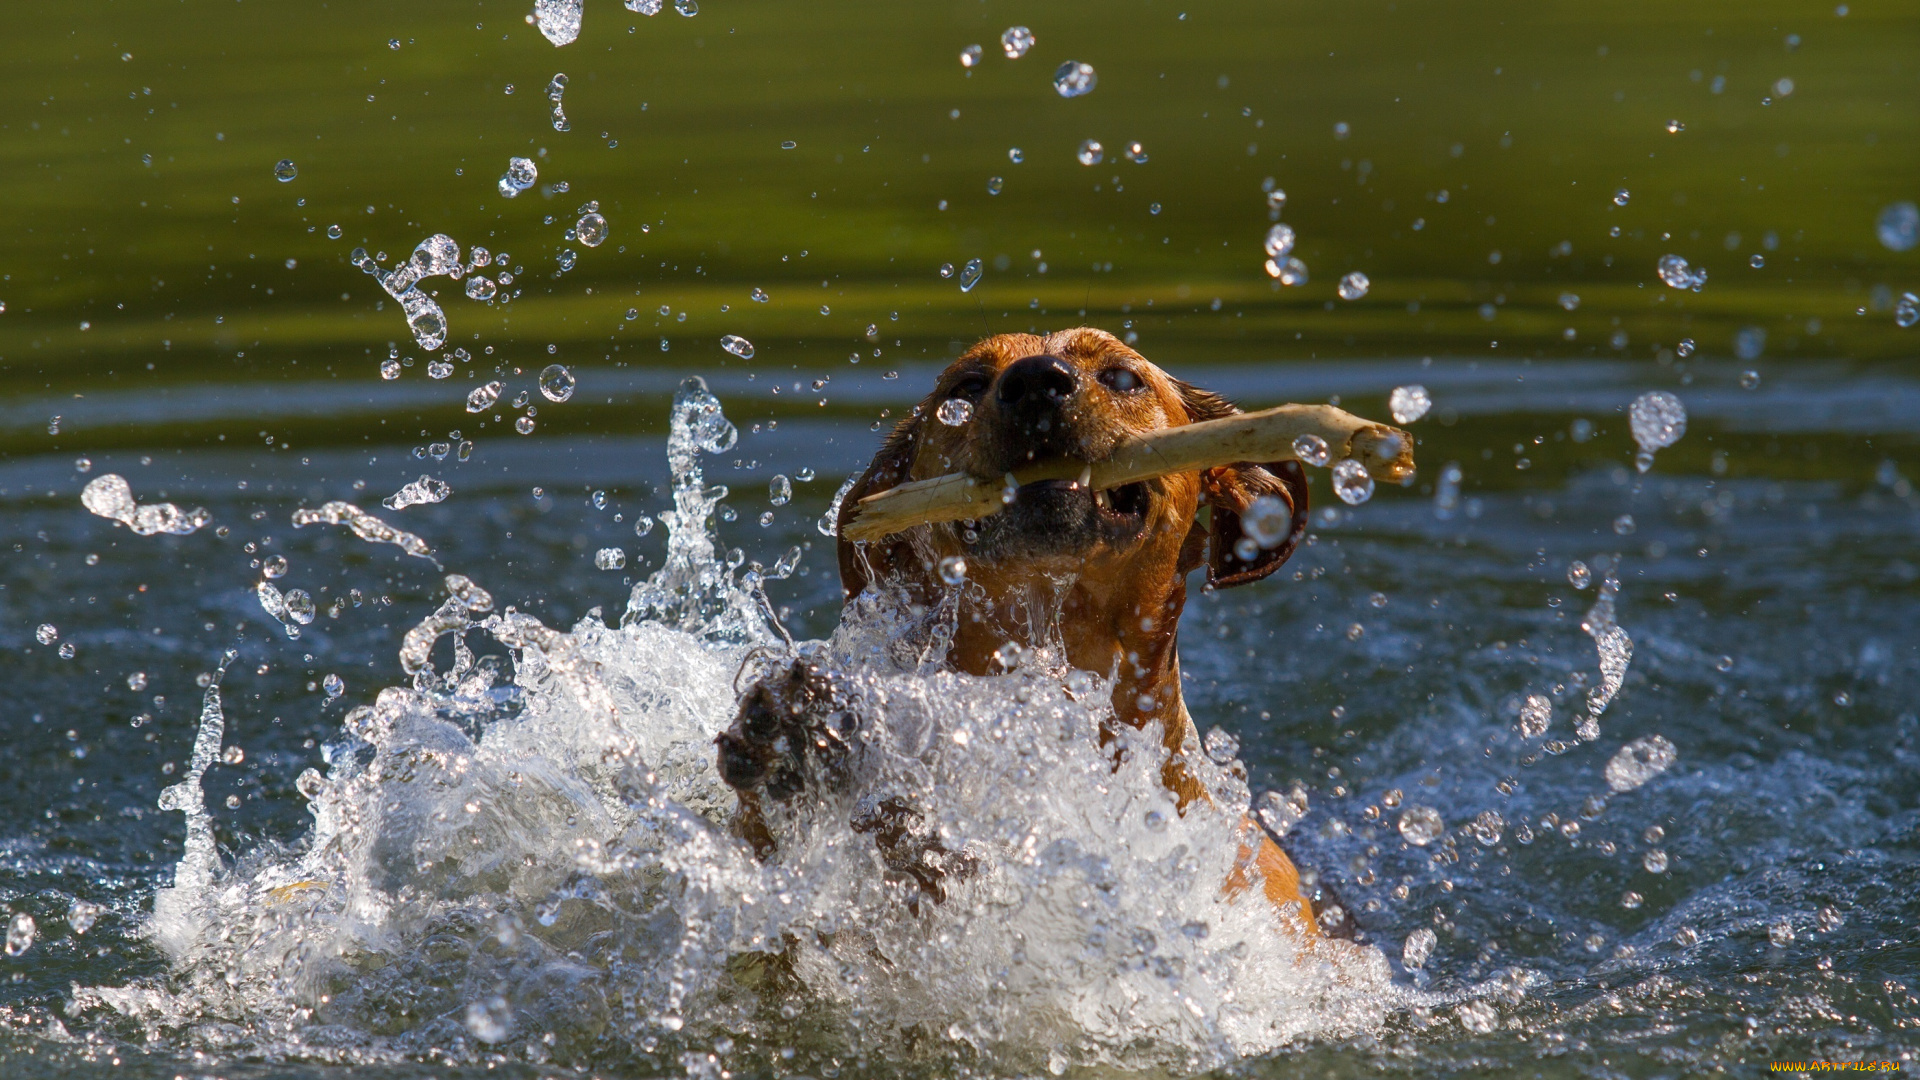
[840,403,1415,542]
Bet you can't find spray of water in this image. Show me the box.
[75,378,1403,1075]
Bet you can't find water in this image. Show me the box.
[1389,385,1432,425]
[1656,254,1709,292]
[1000,26,1034,60]
[8,2,1920,1076]
[1052,61,1097,98]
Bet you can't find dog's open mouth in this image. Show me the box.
[963,474,1154,557]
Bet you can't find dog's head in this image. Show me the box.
[838,328,1308,600]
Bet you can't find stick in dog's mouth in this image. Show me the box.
[839,403,1416,542]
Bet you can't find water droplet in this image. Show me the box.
[465,276,497,302]
[1737,369,1761,391]
[1748,253,1767,269]
[1568,560,1592,590]
[958,258,984,292]
[465,996,513,1043]
[633,513,655,537]
[466,381,503,413]
[1876,201,1918,251]
[1256,786,1309,837]
[1076,139,1104,166]
[1558,291,1580,311]
[1676,337,1696,358]
[326,224,343,240]
[1519,694,1552,737]
[1265,256,1308,286]
[1242,494,1292,548]
[1768,920,1795,947]
[1263,223,1296,259]
[539,363,576,402]
[959,44,982,68]
[273,159,298,182]
[769,475,792,506]
[1643,848,1669,873]
[1331,458,1374,505]
[321,673,345,700]
[1292,433,1330,467]
[516,416,536,435]
[261,554,289,579]
[1000,25,1034,58]
[1398,804,1444,845]
[499,156,538,198]
[1605,734,1677,792]
[1629,391,1688,468]
[1124,141,1148,163]
[938,555,968,584]
[575,212,608,248]
[66,900,102,936]
[1401,927,1436,969]
[1338,271,1371,300]
[1613,188,1631,206]
[1656,254,1709,291]
[427,359,453,379]
[1664,118,1686,134]
[674,0,697,14]
[35,624,57,645]
[58,642,75,659]
[750,287,769,302]
[1007,147,1023,164]
[1053,60,1097,97]
[1389,384,1431,424]
[1201,727,1240,764]
[720,334,754,359]
[986,176,1004,195]
[937,262,955,279]
[595,547,626,570]
[1471,809,1504,846]
[1896,292,1920,329]
[6,912,35,957]
[936,397,974,426]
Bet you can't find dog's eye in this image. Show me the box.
[1099,367,1143,393]
[948,376,989,400]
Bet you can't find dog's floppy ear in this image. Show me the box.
[835,412,921,601]
[1199,461,1310,588]
[1172,380,1312,589]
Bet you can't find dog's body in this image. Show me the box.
[718,329,1335,936]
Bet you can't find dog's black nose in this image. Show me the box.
[996,355,1077,407]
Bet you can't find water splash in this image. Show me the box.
[1579,560,1634,724]
[80,474,212,536]
[84,383,1401,1074]
[351,235,463,350]
[290,501,436,562]
[148,652,235,956]
[383,474,451,510]
[534,0,584,46]
[546,73,570,131]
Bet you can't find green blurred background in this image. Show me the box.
[1,0,1915,452]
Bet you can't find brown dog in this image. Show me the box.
[718,328,1334,935]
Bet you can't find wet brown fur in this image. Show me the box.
[724,329,1329,934]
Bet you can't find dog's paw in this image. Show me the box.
[850,795,977,910]
[716,659,856,804]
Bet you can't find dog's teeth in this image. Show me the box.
[1094,489,1111,509]
[1076,465,1092,490]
